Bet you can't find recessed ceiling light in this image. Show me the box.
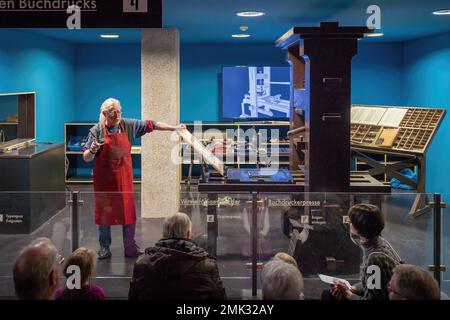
[232,34,251,38]
[366,33,384,37]
[236,11,265,17]
[433,9,450,15]
[100,34,119,39]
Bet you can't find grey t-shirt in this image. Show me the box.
[84,118,156,151]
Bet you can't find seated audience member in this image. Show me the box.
[323,204,402,300]
[128,212,227,300]
[388,264,440,300]
[13,238,62,300]
[54,247,106,300]
[274,252,298,268]
[261,258,304,300]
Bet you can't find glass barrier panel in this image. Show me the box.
[78,191,143,299]
[0,190,438,300]
[211,193,253,299]
[0,192,71,299]
[260,192,434,300]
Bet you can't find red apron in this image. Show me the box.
[93,121,136,226]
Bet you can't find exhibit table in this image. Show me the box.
[0,143,66,234]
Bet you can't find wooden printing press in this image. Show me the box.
[178,22,390,297]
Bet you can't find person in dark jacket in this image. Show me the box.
[323,203,402,300]
[128,212,227,300]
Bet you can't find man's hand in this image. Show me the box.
[154,122,186,131]
[330,281,353,300]
[83,138,102,163]
[90,138,102,154]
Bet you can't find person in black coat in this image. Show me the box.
[128,212,227,300]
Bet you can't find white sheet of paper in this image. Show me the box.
[177,128,225,176]
[378,108,407,127]
[351,106,386,125]
[318,274,352,289]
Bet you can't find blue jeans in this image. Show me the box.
[99,223,137,253]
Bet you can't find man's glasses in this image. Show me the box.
[387,283,405,299]
[56,254,65,265]
[106,109,121,115]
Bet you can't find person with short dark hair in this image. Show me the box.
[13,238,62,300]
[348,203,385,239]
[388,264,440,300]
[323,204,402,300]
[54,247,106,300]
[128,212,227,300]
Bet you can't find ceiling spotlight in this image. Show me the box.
[433,9,450,15]
[366,33,384,37]
[232,34,251,38]
[236,11,265,17]
[100,34,119,39]
[240,25,249,32]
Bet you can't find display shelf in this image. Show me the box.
[350,105,445,154]
[64,122,142,184]
[350,104,445,212]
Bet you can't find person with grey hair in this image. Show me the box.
[129,212,226,300]
[261,258,304,300]
[388,264,440,300]
[83,98,185,259]
[13,238,64,300]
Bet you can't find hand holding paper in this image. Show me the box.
[318,274,352,289]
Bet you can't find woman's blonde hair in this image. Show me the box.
[58,247,96,300]
[274,252,298,268]
[99,98,121,123]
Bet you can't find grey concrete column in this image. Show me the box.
[141,28,180,218]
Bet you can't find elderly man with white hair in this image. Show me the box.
[13,237,64,300]
[83,98,185,259]
[128,212,227,300]
[261,258,305,300]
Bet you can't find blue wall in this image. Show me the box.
[352,43,404,105]
[0,33,141,140]
[0,34,408,140]
[0,29,75,142]
[1,29,448,193]
[74,44,141,121]
[180,42,405,122]
[403,32,450,194]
